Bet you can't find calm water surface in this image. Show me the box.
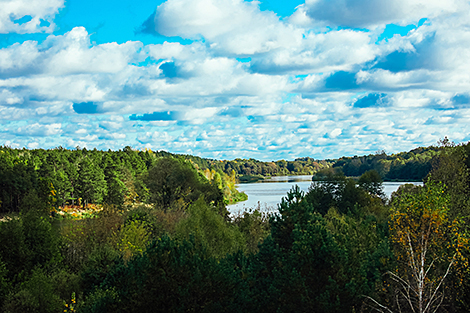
[227,176,422,215]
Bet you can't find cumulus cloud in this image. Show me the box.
[249,29,378,74]
[0,0,64,34]
[0,27,143,79]
[13,122,62,136]
[143,0,303,55]
[299,0,464,28]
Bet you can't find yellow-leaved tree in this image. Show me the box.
[367,183,469,313]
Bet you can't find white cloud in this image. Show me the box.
[0,27,143,79]
[44,27,143,75]
[2,1,470,160]
[0,88,22,105]
[329,128,342,138]
[250,29,378,74]
[138,131,173,144]
[152,0,303,55]
[147,41,208,61]
[0,0,64,34]
[300,0,465,28]
[13,122,61,136]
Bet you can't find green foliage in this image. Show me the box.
[0,145,331,214]
[124,204,185,239]
[176,197,245,258]
[0,217,28,281]
[238,174,265,183]
[82,236,243,313]
[333,146,438,181]
[49,269,80,306]
[145,157,226,215]
[1,144,470,312]
[60,206,123,272]
[80,288,119,313]
[115,220,151,261]
[0,150,41,213]
[324,209,394,305]
[246,185,392,312]
[390,182,423,203]
[358,169,384,197]
[181,154,332,177]
[21,210,61,271]
[232,208,270,254]
[428,143,470,221]
[103,160,127,207]
[80,245,120,297]
[38,152,73,207]
[20,189,50,215]
[78,157,107,207]
[306,171,371,216]
[3,268,63,313]
[0,211,60,283]
[0,257,10,309]
[202,168,248,204]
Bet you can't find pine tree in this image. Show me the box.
[77,157,107,207]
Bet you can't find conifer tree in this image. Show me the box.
[77,157,107,207]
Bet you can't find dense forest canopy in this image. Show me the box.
[0,143,443,214]
[1,141,469,312]
[332,146,440,181]
[0,146,247,214]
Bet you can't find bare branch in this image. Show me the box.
[424,257,454,313]
[363,296,395,313]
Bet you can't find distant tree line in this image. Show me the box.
[332,146,440,181]
[185,156,333,177]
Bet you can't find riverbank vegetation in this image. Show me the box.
[0,140,469,312]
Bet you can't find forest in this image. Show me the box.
[331,146,441,181]
[0,140,470,312]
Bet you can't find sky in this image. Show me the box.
[1,0,470,161]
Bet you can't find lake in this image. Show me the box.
[227,175,423,215]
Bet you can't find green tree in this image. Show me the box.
[81,236,242,313]
[176,197,245,258]
[246,185,389,312]
[77,157,107,207]
[2,268,63,313]
[358,169,384,197]
[0,151,40,213]
[145,157,225,215]
[0,207,60,288]
[428,143,470,221]
[103,156,127,207]
[306,170,370,215]
[0,257,9,309]
[232,208,270,254]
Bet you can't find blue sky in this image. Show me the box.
[1,0,470,161]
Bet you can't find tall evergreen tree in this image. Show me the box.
[77,157,107,207]
[103,155,127,206]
